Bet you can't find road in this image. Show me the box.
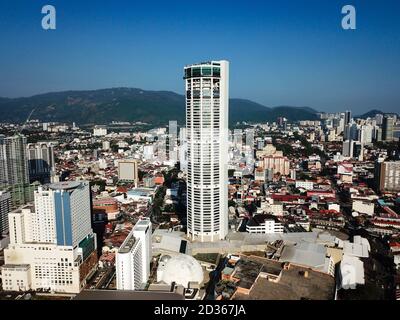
[205,257,227,300]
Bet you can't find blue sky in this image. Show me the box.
[0,0,399,114]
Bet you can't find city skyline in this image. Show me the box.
[0,0,400,114]
[1,0,400,305]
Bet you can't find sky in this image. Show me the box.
[0,0,399,114]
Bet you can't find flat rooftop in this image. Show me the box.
[48,181,82,190]
[233,259,335,300]
[133,219,151,232]
[118,233,137,254]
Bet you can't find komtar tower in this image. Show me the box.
[184,60,229,242]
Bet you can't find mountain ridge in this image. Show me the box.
[0,87,319,125]
[356,109,398,119]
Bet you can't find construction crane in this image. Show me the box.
[17,108,35,135]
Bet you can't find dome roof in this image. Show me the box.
[159,255,172,264]
[161,254,204,287]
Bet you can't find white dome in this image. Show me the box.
[161,254,204,287]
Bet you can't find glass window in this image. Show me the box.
[202,67,212,76]
[212,67,220,77]
[185,68,191,78]
[192,67,201,77]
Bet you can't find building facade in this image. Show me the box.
[0,191,11,235]
[1,181,97,293]
[118,159,139,186]
[185,60,229,242]
[27,142,55,184]
[375,160,400,193]
[116,218,152,290]
[382,116,395,142]
[0,135,32,206]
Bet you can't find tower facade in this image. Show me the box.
[184,60,229,242]
[2,181,97,293]
[116,218,152,290]
[27,142,56,184]
[382,115,395,142]
[0,134,32,206]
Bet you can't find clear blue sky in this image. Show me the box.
[0,0,399,114]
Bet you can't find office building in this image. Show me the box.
[375,114,384,126]
[246,214,284,234]
[0,191,11,235]
[2,181,97,293]
[344,110,352,125]
[342,140,354,158]
[262,156,290,176]
[118,159,139,185]
[116,218,152,290]
[185,60,229,242]
[0,135,32,206]
[30,182,94,247]
[27,142,55,184]
[233,129,243,148]
[375,160,400,193]
[93,125,107,137]
[102,140,110,151]
[382,115,395,142]
[168,120,178,162]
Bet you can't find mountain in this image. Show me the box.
[269,106,318,120]
[356,109,394,119]
[0,88,318,125]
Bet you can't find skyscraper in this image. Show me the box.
[168,120,178,162]
[382,115,395,142]
[185,60,229,242]
[0,191,11,235]
[0,134,32,206]
[2,181,97,293]
[27,142,56,184]
[344,110,352,126]
[33,181,94,248]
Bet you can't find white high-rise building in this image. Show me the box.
[143,144,155,161]
[2,181,97,293]
[185,60,229,242]
[116,218,152,290]
[168,120,178,162]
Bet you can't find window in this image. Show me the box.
[202,67,212,76]
[192,68,201,77]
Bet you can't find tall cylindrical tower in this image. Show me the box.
[185,60,229,242]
